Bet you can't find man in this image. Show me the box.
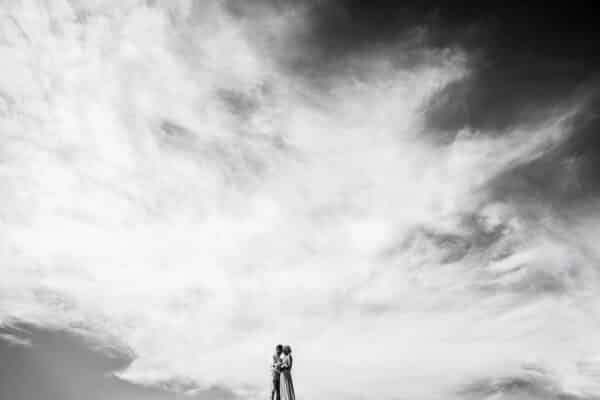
[271,344,283,400]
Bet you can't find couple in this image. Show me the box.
[271,344,295,400]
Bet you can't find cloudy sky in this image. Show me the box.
[1,1,600,399]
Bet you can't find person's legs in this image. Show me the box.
[271,378,280,400]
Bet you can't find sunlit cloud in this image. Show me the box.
[1,1,599,399]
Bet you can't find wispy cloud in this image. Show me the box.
[1,1,599,399]
[0,332,32,347]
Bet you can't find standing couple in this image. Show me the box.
[271,344,295,400]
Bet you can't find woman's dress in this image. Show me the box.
[280,355,295,400]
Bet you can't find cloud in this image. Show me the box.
[0,323,238,400]
[457,365,597,400]
[1,1,599,400]
[0,331,32,347]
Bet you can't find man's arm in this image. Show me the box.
[272,356,282,372]
[278,358,289,371]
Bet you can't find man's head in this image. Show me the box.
[275,344,283,354]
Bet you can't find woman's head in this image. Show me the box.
[283,345,292,355]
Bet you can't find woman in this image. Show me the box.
[279,345,295,400]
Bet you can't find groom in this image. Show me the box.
[271,344,283,400]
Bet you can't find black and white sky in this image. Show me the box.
[1,1,600,399]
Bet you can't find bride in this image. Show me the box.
[279,345,295,400]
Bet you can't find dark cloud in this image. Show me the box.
[224,0,600,184]
[0,323,237,400]
[424,62,588,137]
[297,1,598,125]
[269,1,600,209]
[485,90,600,207]
[237,2,592,72]
[458,367,593,400]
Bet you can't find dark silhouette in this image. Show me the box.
[271,344,283,400]
[279,345,295,400]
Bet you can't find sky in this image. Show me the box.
[1,1,600,399]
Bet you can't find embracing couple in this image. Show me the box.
[271,344,295,400]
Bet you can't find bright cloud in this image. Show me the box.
[1,1,599,399]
